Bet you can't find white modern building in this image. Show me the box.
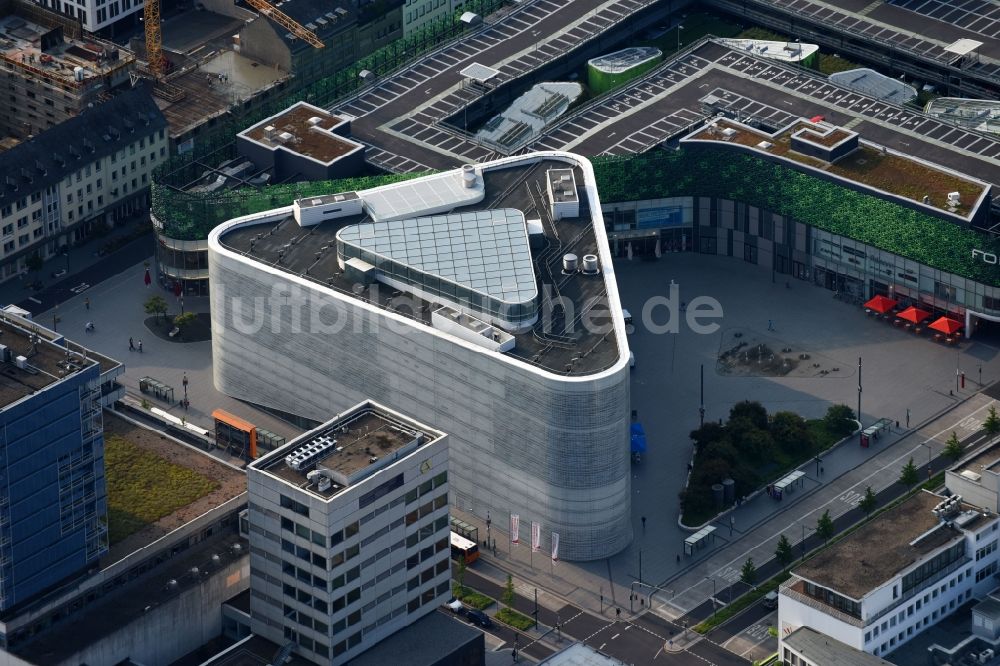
[779,491,1000,659]
[209,152,632,561]
[945,442,1000,513]
[246,400,451,665]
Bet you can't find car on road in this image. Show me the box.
[763,591,778,609]
[467,608,494,629]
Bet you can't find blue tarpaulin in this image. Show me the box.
[630,422,647,454]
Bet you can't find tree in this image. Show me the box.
[944,432,964,462]
[740,557,757,587]
[823,404,856,438]
[899,457,919,488]
[144,295,168,322]
[859,486,877,518]
[771,411,811,455]
[729,400,769,430]
[815,509,834,543]
[502,573,515,610]
[774,534,794,568]
[25,253,43,273]
[985,406,1000,439]
[173,311,197,337]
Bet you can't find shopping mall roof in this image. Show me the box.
[216,156,622,376]
[337,209,538,307]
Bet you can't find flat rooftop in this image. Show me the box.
[684,118,988,219]
[538,642,627,665]
[0,14,133,88]
[784,627,892,665]
[253,402,444,499]
[15,531,248,665]
[219,159,621,376]
[0,315,120,409]
[241,103,361,164]
[793,491,961,599]
[589,47,662,73]
[955,441,1000,479]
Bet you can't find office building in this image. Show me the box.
[209,153,632,561]
[0,1,134,141]
[779,491,1000,658]
[246,400,452,663]
[781,626,893,666]
[946,442,1000,513]
[0,311,123,614]
[0,83,166,282]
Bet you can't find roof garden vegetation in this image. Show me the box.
[104,433,220,544]
[591,148,1000,286]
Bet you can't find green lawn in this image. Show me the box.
[496,607,535,631]
[816,52,862,75]
[105,434,220,544]
[453,584,495,610]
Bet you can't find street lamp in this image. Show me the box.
[676,24,684,53]
[705,576,717,617]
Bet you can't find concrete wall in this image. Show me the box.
[238,18,292,72]
[47,558,248,666]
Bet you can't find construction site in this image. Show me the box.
[0,0,134,144]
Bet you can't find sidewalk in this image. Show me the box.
[455,389,997,623]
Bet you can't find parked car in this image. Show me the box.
[445,599,466,615]
[467,609,494,629]
[763,591,778,610]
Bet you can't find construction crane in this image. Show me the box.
[144,0,165,78]
[242,0,325,49]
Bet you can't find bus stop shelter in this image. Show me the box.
[684,525,716,555]
[771,470,805,500]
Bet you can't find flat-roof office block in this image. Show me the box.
[0,313,123,612]
[247,401,451,664]
[210,152,631,561]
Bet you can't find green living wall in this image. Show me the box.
[153,171,429,241]
[586,52,663,94]
[591,148,1000,286]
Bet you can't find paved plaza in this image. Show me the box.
[457,251,1000,622]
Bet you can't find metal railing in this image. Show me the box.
[780,579,865,628]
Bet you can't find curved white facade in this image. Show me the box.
[209,153,632,560]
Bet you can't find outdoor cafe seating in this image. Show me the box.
[861,296,963,343]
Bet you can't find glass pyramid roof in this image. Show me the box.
[337,209,537,306]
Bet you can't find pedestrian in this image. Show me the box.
[84,297,90,310]
[129,337,134,351]
[641,515,646,532]
[138,339,143,353]
[767,319,774,331]
[676,554,681,564]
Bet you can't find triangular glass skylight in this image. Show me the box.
[337,209,537,306]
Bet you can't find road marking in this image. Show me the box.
[599,643,606,650]
[611,633,620,640]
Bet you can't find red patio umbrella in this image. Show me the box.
[863,295,897,314]
[928,317,963,335]
[897,306,931,324]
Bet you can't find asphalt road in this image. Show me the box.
[13,232,154,315]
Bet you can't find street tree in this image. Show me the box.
[740,557,757,587]
[944,432,964,462]
[859,486,877,518]
[173,311,197,337]
[144,295,168,322]
[502,574,515,610]
[774,534,794,568]
[815,510,834,543]
[985,406,1000,439]
[900,457,919,488]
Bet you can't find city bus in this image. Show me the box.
[450,532,480,564]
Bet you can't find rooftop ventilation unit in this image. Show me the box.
[461,164,477,189]
[276,131,294,144]
[263,125,276,140]
[947,191,961,206]
[0,345,9,363]
[562,253,578,273]
[285,434,338,471]
[14,355,27,370]
[581,254,600,274]
[307,116,324,126]
[720,127,737,139]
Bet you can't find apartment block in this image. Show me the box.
[0,82,166,282]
